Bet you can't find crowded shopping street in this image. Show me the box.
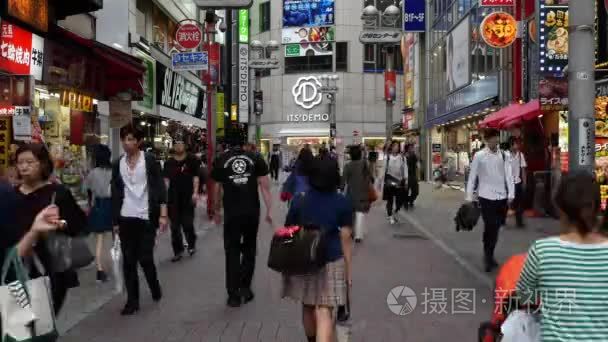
[2,0,608,341]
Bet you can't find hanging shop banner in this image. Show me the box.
[156,62,204,117]
[480,12,518,48]
[539,5,568,73]
[175,22,203,50]
[480,0,514,6]
[283,0,335,28]
[6,0,49,33]
[171,51,208,71]
[0,22,44,80]
[402,0,426,32]
[135,51,155,110]
[401,33,416,107]
[384,70,396,102]
[201,42,220,85]
[238,44,249,123]
[109,100,132,128]
[447,17,471,92]
[239,9,249,43]
[539,76,568,111]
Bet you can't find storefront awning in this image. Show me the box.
[425,98,496,127]
[51,27,145,100]
[480,100,540,129]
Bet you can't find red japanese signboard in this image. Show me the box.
[175,23,203,50]
[0,22,44,80]
[480,0,514,6]
[384,70,396,102]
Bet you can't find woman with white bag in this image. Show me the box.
[342,145,372,243]
[516,171,608,341]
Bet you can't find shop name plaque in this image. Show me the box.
[287,113,330,122]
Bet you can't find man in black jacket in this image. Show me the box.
[112,124,168,316]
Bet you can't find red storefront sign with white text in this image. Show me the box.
[480,0,514,6]
[0,22,44,80]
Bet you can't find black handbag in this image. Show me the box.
[267,223,329,276]
[46,233,94,273]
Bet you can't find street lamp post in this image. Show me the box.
[360,3,401,144]
[249,40,280,147]
[318,75,339,146]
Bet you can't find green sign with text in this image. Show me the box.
[285,44,300,57]
[239,9,249,43]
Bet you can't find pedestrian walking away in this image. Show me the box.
[111,124,168,316]
[85,144,113,283]
[269,146,281,183]
[211,139,273,308]
[405,144,419,209]
[282,154,354,342]
[342,144,372,242]
[509,138,527,228]
[383,141,408,225]
[466,129,514,273]
[163,136,201,262]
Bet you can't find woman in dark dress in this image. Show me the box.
[13,143,87,313]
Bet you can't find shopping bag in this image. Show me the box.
[110,238,123,294]
[1,248,58,342]
[500,310,541,342]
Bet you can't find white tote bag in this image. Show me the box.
[110,238,123,294]
[1,248,58,342]
[500,310,541,342]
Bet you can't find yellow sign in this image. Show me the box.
[0,118,11,169]
[216,93,225,137]
[231,104,238,122]
[60,90,94,112]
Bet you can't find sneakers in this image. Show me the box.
[96,270,108,283]
[188,247,197,257]
[388,216,396,225]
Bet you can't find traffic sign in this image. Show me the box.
[172,51,208,71]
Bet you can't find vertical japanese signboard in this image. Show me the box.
[239,9,249,44]
[238,44,249,123]
[403,0,426,32]
[539,0,569,73]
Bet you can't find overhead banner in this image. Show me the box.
[0,22,45,80]
[283,0,335,27]
[403,0,426,32]
[238,44,249,123]
[156,62,204,117]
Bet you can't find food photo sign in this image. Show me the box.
[539,0,568,73]
[480,12,518,48]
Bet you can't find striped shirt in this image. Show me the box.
[517,237,608,341]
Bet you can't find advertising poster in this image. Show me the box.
[595,79,608,208]
[539,77,568,111]
[401,33,416,108]
[283,26,334,57]
[135,52,155,110]
[283,0,335,27]
[539,3,568,73]
[447,17,470,92]
[384,70,396,102]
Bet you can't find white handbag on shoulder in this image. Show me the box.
[500,310,541,342]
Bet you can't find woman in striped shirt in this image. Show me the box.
[517,171,608,341]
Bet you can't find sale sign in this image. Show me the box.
[0,22,44,80]
[175,23,203,50]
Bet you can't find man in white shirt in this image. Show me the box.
[466,129,514,272]
[510,139,527,228]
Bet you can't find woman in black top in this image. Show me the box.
[13,143,87,313]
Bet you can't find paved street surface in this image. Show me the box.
[57,183,558,341]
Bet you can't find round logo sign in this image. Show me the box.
[175,23,203,50]
[292,76,323,110]
[480,12,518,48]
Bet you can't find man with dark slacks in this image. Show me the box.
[466,129,514,273]
[211,141,273,307]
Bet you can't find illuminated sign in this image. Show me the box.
[480,12,518,48]
[60,90,94,112]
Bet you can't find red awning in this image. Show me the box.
[51,27,145,100]
[479,100,541,129]
[499,100,541,128]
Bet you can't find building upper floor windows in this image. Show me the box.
[363,44,403,73]
[260,2,271,33]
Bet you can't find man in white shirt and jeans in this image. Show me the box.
[509,139,527,228]
[466,129,514,272]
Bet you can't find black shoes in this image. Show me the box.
[152,287,162,302]
[227,296,241,307]
[484,258,499,273]
[188,247,196,257]
[120,303,140,316]
[96,270,108,283]
[171,253,183,262]
[354,238,363,244]
[241,288,255,304]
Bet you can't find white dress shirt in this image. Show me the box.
[466,148,515,201]
[386,154,408,181]
[509,151,527,184]
[120,151,149,219]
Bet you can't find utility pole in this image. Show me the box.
[386,46,394,143]
[254,70,261,146]
[568,0,595,172]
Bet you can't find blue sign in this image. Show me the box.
[426,74,499,126]
[283,0,335,27]
[403,0,426,32]
[171,51,208,71]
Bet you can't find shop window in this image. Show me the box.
[336,42,348,72]
[285,55,332,74]
[259,2,271,33]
